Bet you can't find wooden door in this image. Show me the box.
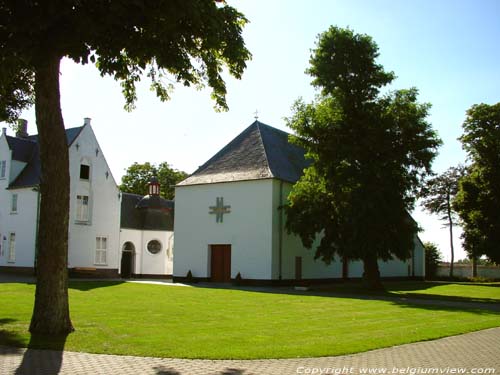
[295,256,302,280]
[121,251,133,279]
[211,245,231,282]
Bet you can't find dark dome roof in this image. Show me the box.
[136,195,174,210]
[120,193,174,231]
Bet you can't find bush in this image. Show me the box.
[424,242,442,279]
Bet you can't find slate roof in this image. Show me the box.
[7,126,84,189]
[178,121,310,186]
[120,192,174,231]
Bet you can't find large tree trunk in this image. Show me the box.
[362,253,383,290]
[29,55,74,335]
[447,194,454,278]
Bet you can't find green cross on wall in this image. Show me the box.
[209,197,231,223]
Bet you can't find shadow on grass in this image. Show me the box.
[189,281,500,315]
[0,318,26,348]
[154,367,182,375]
[0,317,70,375]
[15,333,69,375]
[69,280,125,291]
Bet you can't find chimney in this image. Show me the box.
[16,119,28,138]
[84,117,91,126]
[1,127,6,137]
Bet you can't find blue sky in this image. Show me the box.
[8,0,500,261]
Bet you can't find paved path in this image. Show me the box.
[2,327,499,375]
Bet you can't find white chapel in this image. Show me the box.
[173,120,425,283]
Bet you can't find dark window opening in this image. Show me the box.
[80,164,90,180]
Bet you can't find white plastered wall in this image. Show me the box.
[0,135,38,268]
[67,123,121,271]
[120,228,173,276]
[174,179,274,280]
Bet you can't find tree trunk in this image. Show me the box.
[447,194,454,278]
[362,253,383,290]
[471,255,478,278]
[29,55,74,335]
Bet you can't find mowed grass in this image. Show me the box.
[318,280,500,304]
[0,281,499,359]
[385,281,500,303]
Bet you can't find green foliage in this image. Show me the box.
[307,27,395,103]
[420,167,463,222]
[0,67,34,123]
[0,0,250,334]
[423,242,442,279]
[285,27,441,281]
[120,162,187,200]
[420,166,464,275]
[0,0,251,113]
[454,103,500,264]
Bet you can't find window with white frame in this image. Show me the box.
[0,160,6,178]
[76,195,89,222]
[11,193,18,213]
[8,233,15,262]
[95,236,107,265]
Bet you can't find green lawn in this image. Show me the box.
[0,281,499,359]
[386,281,500,303]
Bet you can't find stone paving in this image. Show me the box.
[2,327,500,375]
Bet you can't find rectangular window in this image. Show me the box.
[8,233,15,262]
[11,194,18,213]
[80,164,90,180]
[95,236,107,265]
[76,195,89,222]
[0,160,6,178]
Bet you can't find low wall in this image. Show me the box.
[437,264,500,279]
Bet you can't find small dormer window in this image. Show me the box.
[80,164,90,180]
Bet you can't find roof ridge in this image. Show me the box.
[189,121,260,176]
[254,121,274,178]
[6,135,37,144]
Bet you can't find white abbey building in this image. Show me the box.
[173,121,425,284]
[0,118,424,282]
[0,119,173,278]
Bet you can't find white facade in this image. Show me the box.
[119,229,174,276]
[0,120,121,276]
[67,122,121,274]
[174,179,275,279]
[0,133,38,269]
[174,178,425,282]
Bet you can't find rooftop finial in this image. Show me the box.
[254,109,259,120]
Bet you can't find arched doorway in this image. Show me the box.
[121,242,135,279]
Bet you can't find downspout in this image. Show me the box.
[278,180,283,281]
[33,186,41,276]
[411,247,415,278]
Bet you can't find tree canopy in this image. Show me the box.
[454,103,500,264]
[419,166,463,276]
[0,0,250,334]
[285,26,441,288]
[120,162,187,200]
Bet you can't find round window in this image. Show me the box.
[147,240,162,254]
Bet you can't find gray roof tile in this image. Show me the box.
[178,121,310,186]
[7,125,85,189]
